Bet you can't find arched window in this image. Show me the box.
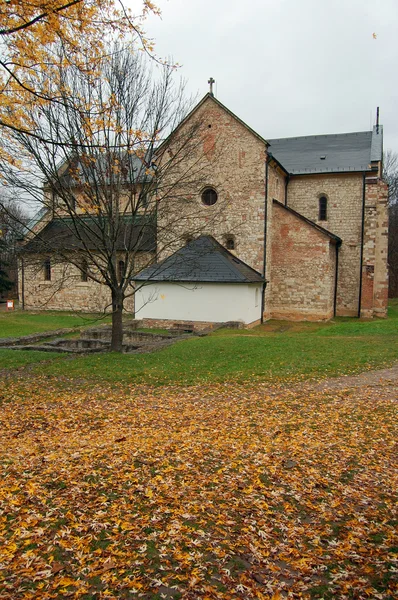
[118,260,125,282]
[319,196,328,221]
[201,187,218,206]
[44,258,51,281]
[80,259,88,282]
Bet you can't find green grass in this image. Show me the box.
[0,302,398,385]
[0,310,111,338]
[0,349,62,370]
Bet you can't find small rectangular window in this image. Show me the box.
[44,258,51,281]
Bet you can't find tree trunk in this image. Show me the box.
[111,288,124,352]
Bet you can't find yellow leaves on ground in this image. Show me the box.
[0,376,397,598]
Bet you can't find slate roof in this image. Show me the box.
[22,216,156,253]
[135,236,265,283]
[54,153,154,188]
[268,126,383,175]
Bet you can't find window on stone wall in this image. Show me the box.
[80,259,88,282]
[225,236,235,250]
[201,187,218,206]
[118,260,125,282]
[44,258,51,281]
[139,191,148,208]
[319,196,328,221]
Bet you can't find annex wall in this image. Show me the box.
[135,282,263,324]
[269,202,336,321]
[287,173,363,316]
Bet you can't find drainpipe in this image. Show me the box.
[21,256,25,310]
[261,157,270,324]
[285,174,290,206]
[358,173,366,318]
[333,242,340,317]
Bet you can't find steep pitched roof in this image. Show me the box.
[273,200,342,244]
[21,216,156,253]
[135,235,265,283]
[268,126,383,175]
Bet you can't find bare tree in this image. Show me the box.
[383,150,398,297]
[0,198,29,298]
[0,46,225,350]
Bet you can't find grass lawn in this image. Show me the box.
[0,310,111,338]
[0,301,397,385]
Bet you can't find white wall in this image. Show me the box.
[135,282,263,324]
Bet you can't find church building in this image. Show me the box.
[18,90,389,326]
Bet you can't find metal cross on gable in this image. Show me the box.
[208,77,215,96]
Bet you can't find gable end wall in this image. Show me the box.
[269,202,336,320]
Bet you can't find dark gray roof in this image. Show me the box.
[268,126,383,175]
[22,216,156,253]
[135,235,264,283]
[55,152,154,188]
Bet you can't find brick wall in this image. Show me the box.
[287,173,363,316]
[269,202,336,320]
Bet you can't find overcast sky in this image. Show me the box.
[141,0,398,153]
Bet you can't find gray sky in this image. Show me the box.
[143,0,398,153]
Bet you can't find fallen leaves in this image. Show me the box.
[0,375,397,598]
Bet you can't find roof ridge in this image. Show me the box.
[268,130,373,143]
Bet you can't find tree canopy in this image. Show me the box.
[0,1,160,148]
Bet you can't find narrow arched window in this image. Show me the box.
[319,196,327,221]
[118,260,125,282]
[44,258,51,281]
[80,259,88,282]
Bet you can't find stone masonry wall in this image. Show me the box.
[19,252,152,314]
[157,96,267,274]
[287,173,363,316]
[269,202,336,320]
[263,162,288,318]
[361,177,389,317]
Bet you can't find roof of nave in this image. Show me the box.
[268,126,383,175]
[21,215,156,254]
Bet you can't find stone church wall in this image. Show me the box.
[269,202,336,320]
[157,96,267,274]
[287,173,363,316]
[263,162,288,318]
[361,177,389,317]
[19,253,152,314]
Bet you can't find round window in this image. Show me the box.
[201,187,218,206]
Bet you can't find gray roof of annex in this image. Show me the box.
[135,235,264,284]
